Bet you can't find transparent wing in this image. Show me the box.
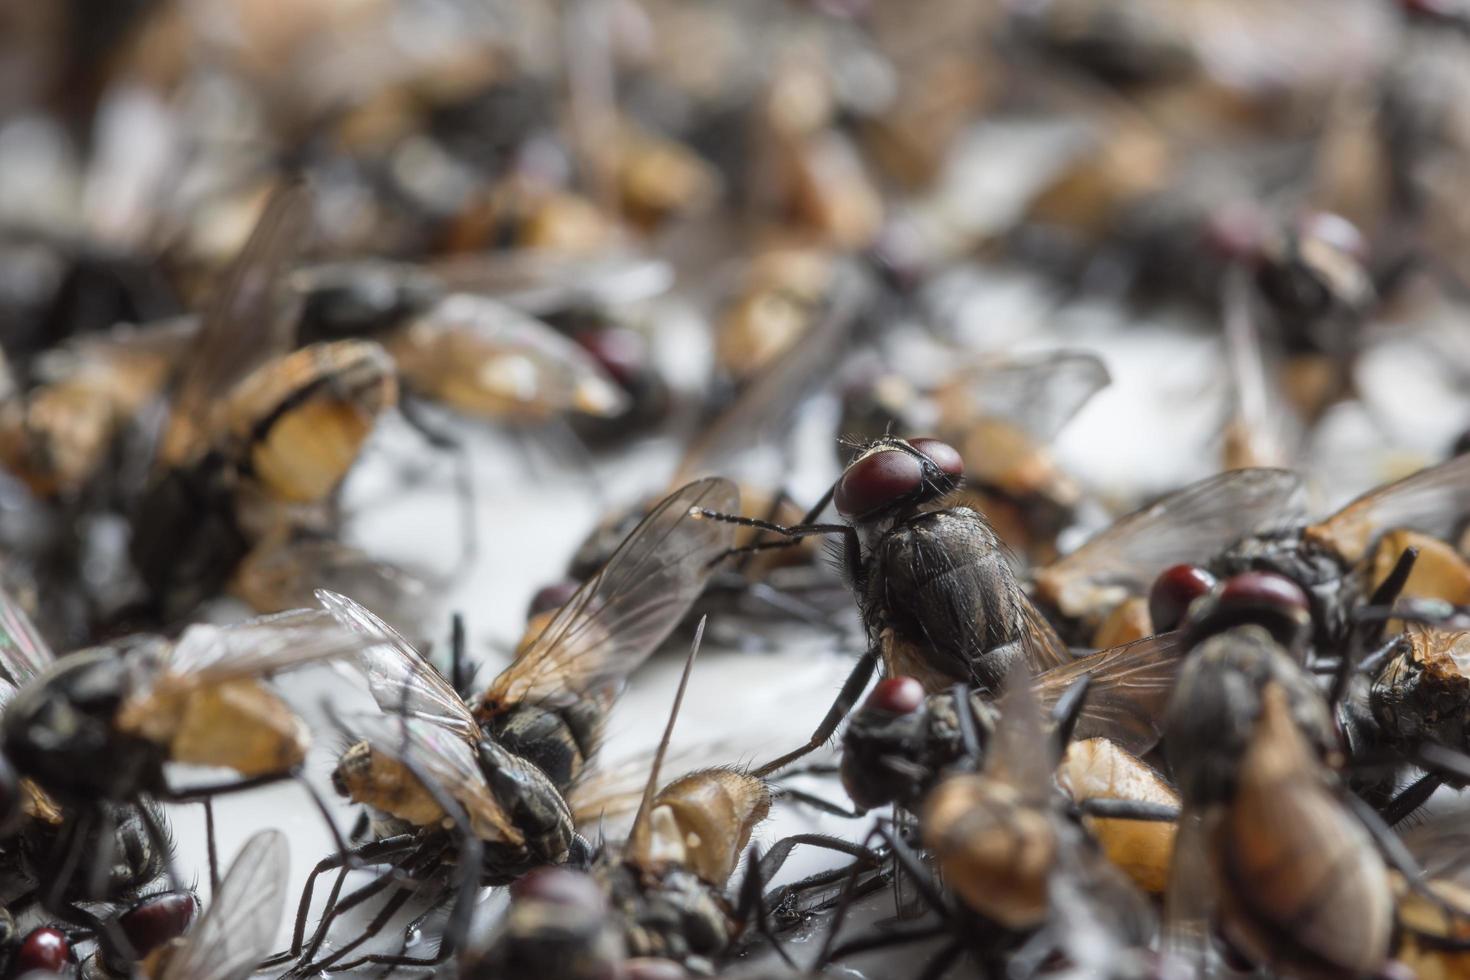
[480,478,739,714]
[933,350,1110,445]
[1020,600,1075,674]
[0,584,56,688]
[316,590,477,741]
[1309,453,1470,564]
[430,249,673,315]
[1035,469,1309,619]
[565,742,712,830]
[988,659,1053,804]
[160,829,288,980]
[1034,632,1184,756]
[159,608,364,685]
[159,183,309,465]
[1161,808,1217,974]
[341,711,521,844]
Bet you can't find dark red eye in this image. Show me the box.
[528,580,581,618]
[835,449,924,517]
[864,677,925,715]
[1298,211,1367,263]
[119,891,196,959]
[908,438,964,478]
[1148,565,1217,632]
[1218,571,1309,618]
[15,928,71,973]
[510,868,605,912]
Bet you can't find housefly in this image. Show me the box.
[286,478,738,973]
[1034,466,1309,638]
[838,629,1183,814]
[0,593,359,955]
[129,185,399,621]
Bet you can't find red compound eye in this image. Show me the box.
[864,676,925,715]
[511,868,605,912]
[15,928,71,973]
[835,439,961,518]
[907,438,964,478]
[1218,571,1309,618]
[835,448,924,517]
[1148,564,1217,632]
[119,891,196,959]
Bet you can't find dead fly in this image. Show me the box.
[277,478,738,973]
[0,318,192,502]
[842,350,1110,564]
[691,435,1103,775]
[461,868,626,980]
[1034,466,1309,643]
[129,185,399,621]
[0,590,358,961]
[84,829,286,980]
[291,253,652,429]
[1161,631,1397,979]
[593,622,873,974]
[836,623,1182,816]
[821,670,1158,979]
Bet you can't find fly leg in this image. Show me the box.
[757,833,884,922]
[772,785,865,818]
[693,508,864,587]
[733,843,797,967]
[752,646,878,777]
[1383,771,1442,827]
[821,823,957,968]
[1331,546,1418,708]
[1074,799,1181,821]
[158,769,352,870]
[39,810,137,966]
[1049,674,1093,752]
[258,834,420,968]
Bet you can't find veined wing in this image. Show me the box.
[1035,468,1309,619]
[1308,453,1470,564]
[160,830,288,980]
[1034,632,1184,756]
[316,589,477,741]
[342,711,522,844]
[156,608,363,685]
[933,349,1109,446]
[478,478,739,716]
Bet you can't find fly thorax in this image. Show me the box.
[486,703,598,794]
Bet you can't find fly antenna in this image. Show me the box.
[629,616,706,856]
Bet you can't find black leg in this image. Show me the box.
[951,683,981,767]
[1075,799,1180,821]
[1332,547,1417,708]
[774,786,866,818]
[159,771,292,801]
[450,612,470,696]
[315,945,455,975]
[1050,675,1092,754]
[733,844,797,968]
[753,647,878,777]
[399,395,478,576]
[693,508,863,585]
[203,798,220,895]
[1384,771,1443,827]
[287,886,416,977]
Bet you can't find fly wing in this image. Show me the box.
[1034,632,1184,756]
[934,350,1109,446]
[160,829,288,980]
[1309,453,1470,564]
[1019,600,1076,674]
[158,183,309,467]
[316,590,477,741]
[157,608,364,685]
[342,711,522,844]
[1035,468,1310,619]
[479,478,739,715]
[0,584,56,689]
[988,659,1054,804]
[1161,807,1218,975]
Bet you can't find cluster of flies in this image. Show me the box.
[5,0,1470,977]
